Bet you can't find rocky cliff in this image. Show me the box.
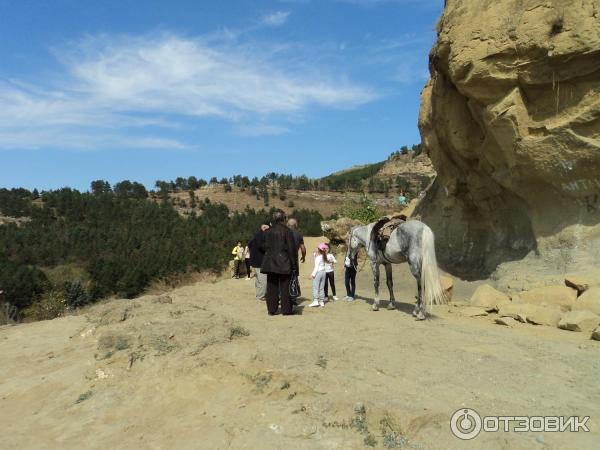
[417,0,600,281]
[377,152,436,195]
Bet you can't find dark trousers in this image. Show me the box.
[324,271,336,297]
[345,266,356,297]
[233,260,241,278]
[245,259,251,277]
[266,273,293,315]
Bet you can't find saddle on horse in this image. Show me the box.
[371,214,407,251]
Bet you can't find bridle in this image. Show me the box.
[347,226,370,272]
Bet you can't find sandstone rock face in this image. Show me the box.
[469,284,511,312]
[417,0,600,280]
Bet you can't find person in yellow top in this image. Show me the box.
[231,240,244,279]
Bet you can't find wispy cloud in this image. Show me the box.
[0,32,376,149]
[262,11,291,26]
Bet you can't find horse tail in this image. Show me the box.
[420,225,448,310]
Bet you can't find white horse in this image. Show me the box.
[347,219,447,320]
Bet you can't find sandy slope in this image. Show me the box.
[1,238,599,449]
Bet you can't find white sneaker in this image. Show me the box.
[333,296,339,301]
[319,300,325,307]
[308,300,320,308]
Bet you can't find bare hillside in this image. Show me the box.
[168,185,399,217]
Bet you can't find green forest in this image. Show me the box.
[0,185,323,322]
[153,144,424,195]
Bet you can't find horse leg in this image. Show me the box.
[371,261,381,311]
[408,257,425,320]
[385,263,396,310]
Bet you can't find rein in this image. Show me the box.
[347,226,372,273]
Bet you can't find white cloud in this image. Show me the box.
[0,32,376,149]
[262,11,291,26]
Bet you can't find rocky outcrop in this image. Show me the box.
[417,0,600,280]
[321,217,364,244]
[377,153,436,196]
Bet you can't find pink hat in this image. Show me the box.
[318,243,328,251]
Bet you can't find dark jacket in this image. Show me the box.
[248,229,267,268]
[260,223,297,275]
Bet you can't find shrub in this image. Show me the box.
[64,281,89,309]
[339,196,380,224]
[23,290,65,321]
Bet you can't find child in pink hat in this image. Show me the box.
[308,243,329,307]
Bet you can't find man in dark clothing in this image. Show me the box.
[248,222,270,300]
[286,218,306,304]
[287,218,306,265]
[261,210,298,315]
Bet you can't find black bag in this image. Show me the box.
[289,270,301,298]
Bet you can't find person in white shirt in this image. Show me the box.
[243,243,252,279]
[308,243,329,307]
[323,243,338,300]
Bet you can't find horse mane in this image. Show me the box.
[370,217,390,250]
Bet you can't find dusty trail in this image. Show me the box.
[1,238,599,449]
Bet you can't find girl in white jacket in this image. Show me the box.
[323,243,338,300]
[309,243,329,307]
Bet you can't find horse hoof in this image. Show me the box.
[372,305,379,311]
[415,313,426,321]
[387,303,396,310]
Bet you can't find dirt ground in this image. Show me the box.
[1,237,599,449]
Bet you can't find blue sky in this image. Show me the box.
[0,0,443,191]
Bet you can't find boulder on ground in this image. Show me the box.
[525,305,563,327]
[498,303,539,323]
[592,327,600,341]
[558,310,600,333]
[499,302,562,327]
[495,317,518,327]
[511,286,576,311]
[564,275,592,296]
[572,287,600,315]
[469,284,510,312]
[441,276,453,302]
[460,306,488,317]
[321,218,363,244]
